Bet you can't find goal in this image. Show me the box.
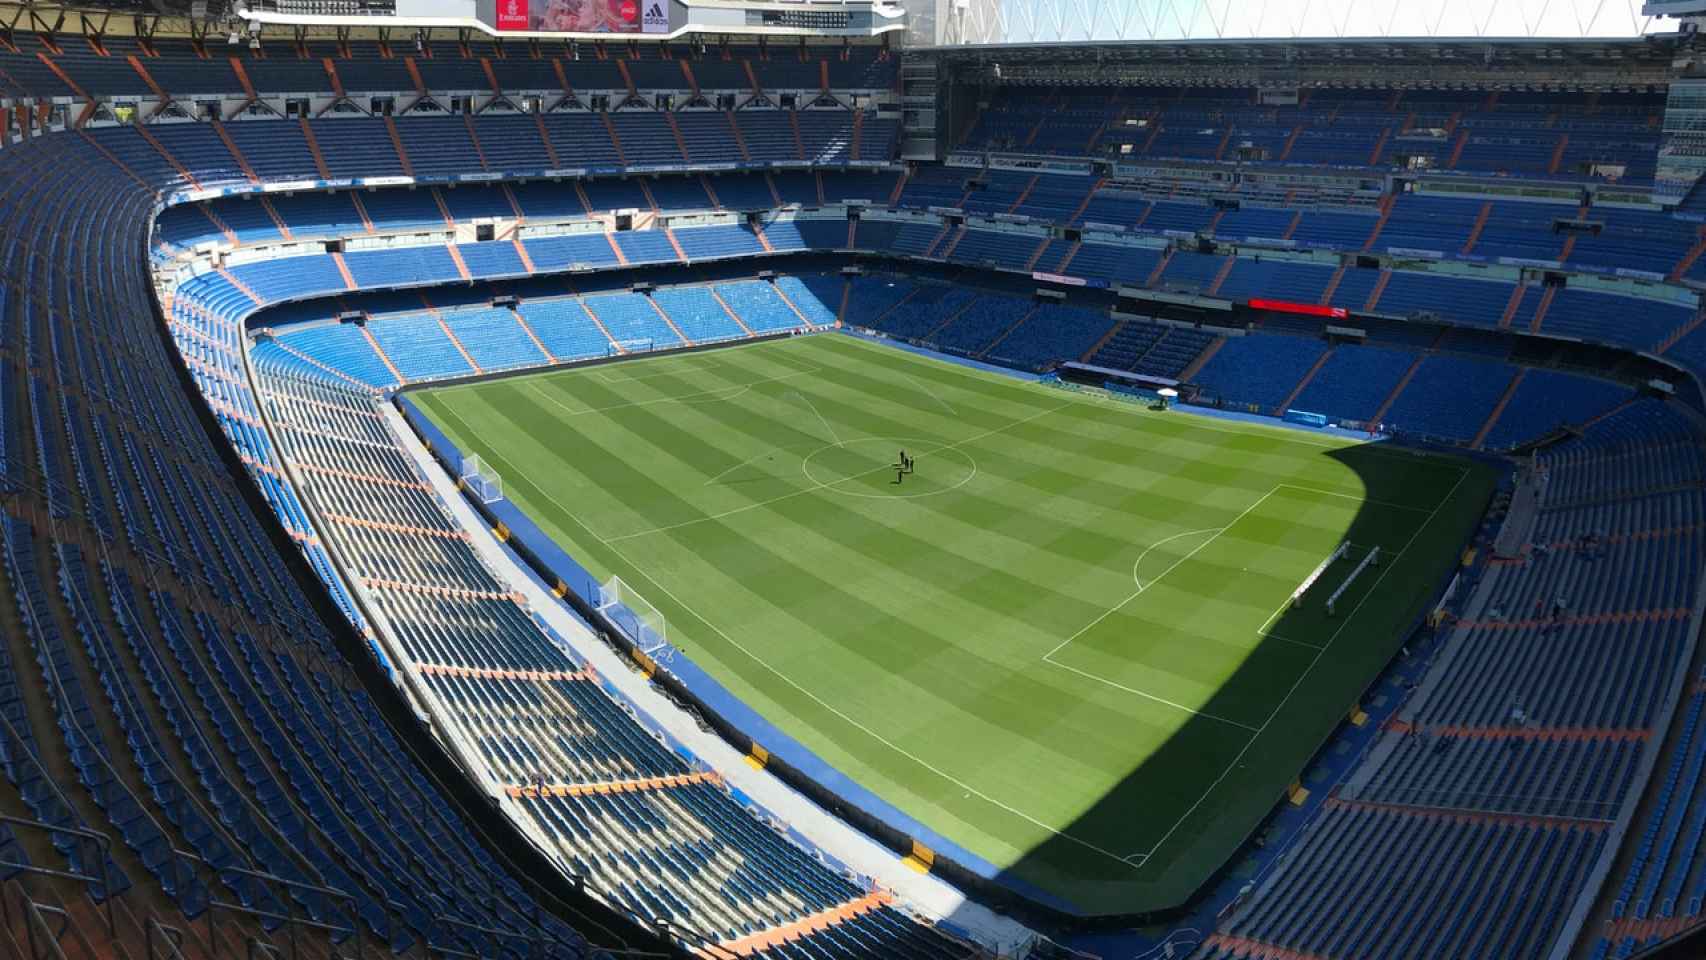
[1326,546,1381,616]
[1291,541,1350,609]
[459,454,503,504]
[608,338,655,356]
[597,576,672,662]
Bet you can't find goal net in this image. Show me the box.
[459,454,503,504]
[608,338,655,357]
[1326,546,1381,616]
[597,576,672,662]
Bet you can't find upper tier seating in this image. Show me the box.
[961,85,1661,182]
[0,38,896,101]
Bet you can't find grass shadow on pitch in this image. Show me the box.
[938,439,1489,929]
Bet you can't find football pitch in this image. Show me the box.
[411,333,1495,913]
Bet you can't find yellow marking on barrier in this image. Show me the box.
[1288,782,1310,806]
[493,522,510,543]
[901,840,934,874]
[745,743,770,771]
[1349,708,1368,727]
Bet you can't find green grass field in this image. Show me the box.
[412,333,1495,914]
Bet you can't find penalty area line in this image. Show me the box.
[1043,485,1282,662]
[1040,488,1288,734]
[1135,466,1471,867]
[1039,525,1224,662]
[1274,482,1443,516]
[1043,659,1263,734]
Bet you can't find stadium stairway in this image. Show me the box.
[1273,347,1335,416]
[1471,369,1528,449]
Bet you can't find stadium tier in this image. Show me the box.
[1,16,1706,960]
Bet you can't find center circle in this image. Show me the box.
[800,437,977,499]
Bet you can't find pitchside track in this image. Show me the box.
[412,334,1494,913]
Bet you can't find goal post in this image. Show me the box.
[459,454,503,504]
[1326,546,1381,616]
[1291,541,1350,609]
[597,576,672,663]
[608,338,656,357]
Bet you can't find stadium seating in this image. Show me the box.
[1382,355,1521,443]
[7,31,1706,960]
[959,85,1661,181]
[1289,344,1420,424]
[1191,334,1329,412]
[0,124,634,960]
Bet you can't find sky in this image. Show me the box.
[966,0,1670,43]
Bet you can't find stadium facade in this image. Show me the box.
[0,0,1704,958]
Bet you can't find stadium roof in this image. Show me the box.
[934,0,1670,46]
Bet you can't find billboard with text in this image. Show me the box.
[494,0,528,30]
[493,0,670,32]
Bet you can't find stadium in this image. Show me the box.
[0,0,1705,956]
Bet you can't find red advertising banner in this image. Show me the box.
[495,0,528,31]
[1247,298,1349,320]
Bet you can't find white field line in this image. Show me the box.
[1043,487,1281,662]
[1262,633,1326,651]
[524,380,593,417]
[1252,594,1295,639]
[1038,489,1284,732]
[1136,466,1471,865]
[431,401,1139,870]
[1039,526,1222,663]
[794,392,843,445]
[1275,482,1439,515]
[1045,660,1262,734]
[603,400,1074,543]
[901,370,959,416]
[701,441,821,486]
